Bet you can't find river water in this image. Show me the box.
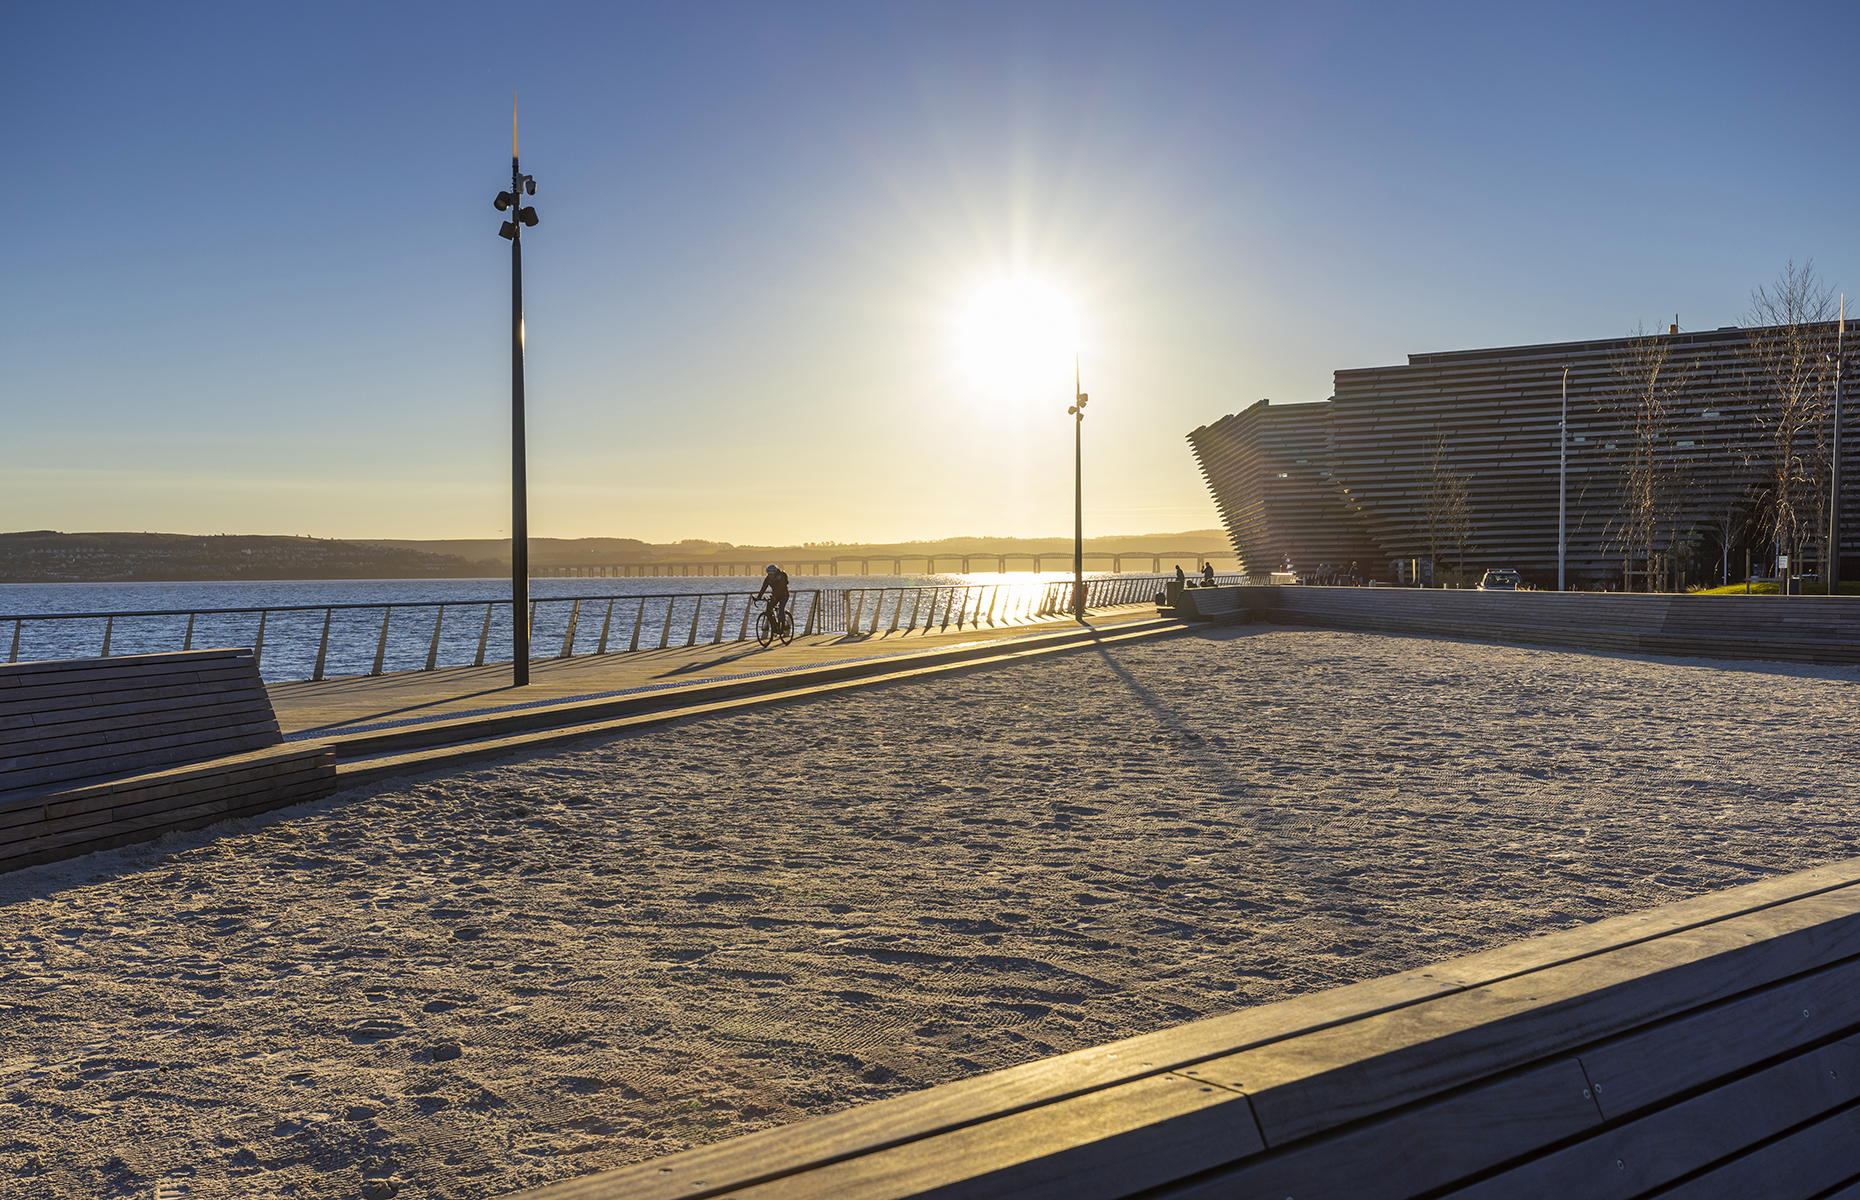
[0,572,1159,682]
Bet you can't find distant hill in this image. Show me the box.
[0,529,1235,583]
[354,531,1236,567]
[0,532,500,583]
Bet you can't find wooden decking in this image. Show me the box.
[506,857,1860,1199]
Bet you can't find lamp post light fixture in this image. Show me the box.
[1068,360,1089,619]
[495,102,540,686]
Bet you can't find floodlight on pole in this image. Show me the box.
[495,96,540,686]
[1068,359,1089,619]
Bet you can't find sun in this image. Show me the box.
[955,277,1081,400]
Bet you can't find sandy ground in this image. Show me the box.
[4,626,1858,1200]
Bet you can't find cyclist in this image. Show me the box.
[756,564,791,630]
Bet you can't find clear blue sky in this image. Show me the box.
[5,1,1856,544]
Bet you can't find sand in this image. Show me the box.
[4,625,1857,1199]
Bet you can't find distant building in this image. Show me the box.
[1189,324,1857,589]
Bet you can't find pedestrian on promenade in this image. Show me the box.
[1175,564,1187,587]
[1202,562,1216,586]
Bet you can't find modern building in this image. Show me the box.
[1189,324,1856,589]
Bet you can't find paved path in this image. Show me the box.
[267,606,1161,742]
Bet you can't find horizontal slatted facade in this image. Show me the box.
[1191,325,1859,587]
[1188,399,1384,580]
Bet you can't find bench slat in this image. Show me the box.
[1579,954,1860,1119]
[1158,1057,1598,1200]
[1183,890,1860,1147]
[1446,1039,1860,1200]
[718,1072,1261,1200]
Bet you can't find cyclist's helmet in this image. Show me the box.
[766,565,779,574]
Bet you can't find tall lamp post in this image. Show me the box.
[1068,360,1089,619]
[1830,296,1846,595]
[1559,365,1569,592]
[494,103,540,686]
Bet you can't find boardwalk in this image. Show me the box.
[267,607,1160,746]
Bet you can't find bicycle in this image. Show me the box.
[754,596,794,648]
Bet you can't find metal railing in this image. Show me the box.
[2,575,1208,682]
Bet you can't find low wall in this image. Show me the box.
[1240,587,1859,664]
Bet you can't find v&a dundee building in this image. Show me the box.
[1188,324,1857,589]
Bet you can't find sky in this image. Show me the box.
[6,1,1860,545]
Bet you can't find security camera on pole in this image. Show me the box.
[1067,361,1089,619]
[494,99,539,686]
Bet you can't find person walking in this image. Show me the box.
[1201,562,1216,586]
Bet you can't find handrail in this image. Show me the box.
[1,576,1219,681]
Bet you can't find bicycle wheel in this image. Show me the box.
[777,610,794,646]
[755,610,774,648]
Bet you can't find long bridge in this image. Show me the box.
[539,550,1237,578]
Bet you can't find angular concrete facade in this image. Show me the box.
[1190,325,1857,588]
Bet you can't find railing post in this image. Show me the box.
[426,605,446,671]
[801,591,819,636]
[907,588,923,632]
[253,610,266,671]
[628,597,647,651]
[685,595,704,646]
[736,595,752,642]
[560,598,581,658]
[101,615,113,658]
[712,595,728,644]
[314,609,333,680]
[182,612,195,652]
[474,603,493,668]
[7,619,19,664]
[888,588,902,633]
[371,607,393,676]
[657,598,674,649]
[985,585,999,626]
[596,598,615,654]
[849,590,865,635]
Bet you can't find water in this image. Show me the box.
[0,571,1157,682]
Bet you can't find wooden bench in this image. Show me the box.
[506,856,1860,1199]
[0,648,337,872]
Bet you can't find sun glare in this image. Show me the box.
[955,277,1081,400]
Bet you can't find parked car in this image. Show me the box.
[1477,569,1522,591]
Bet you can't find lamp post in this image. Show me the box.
[1068,360,1089,618]
[494,102,540,686]
[1559,365,1569,592]
[1830,295,1845,595]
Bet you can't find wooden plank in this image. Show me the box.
[4,699,277,748]
[0,719,286,786]
[9,752,335,839]
[0,774,334,870]
[0,648,252,679]
[1579,954,1860,1118]
[0,668,264,716]
[1609,1096,1860,1200]
[549,1073,1261,1200]
[1444,1039,1860,1199]
[1159,1058,1599,1200]
[0,764,335,865]
[1191,890,1860,1147]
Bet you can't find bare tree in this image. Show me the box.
[1606,325,1694,591]
[1744,260,1839,581]
[1423,430,1474,586]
